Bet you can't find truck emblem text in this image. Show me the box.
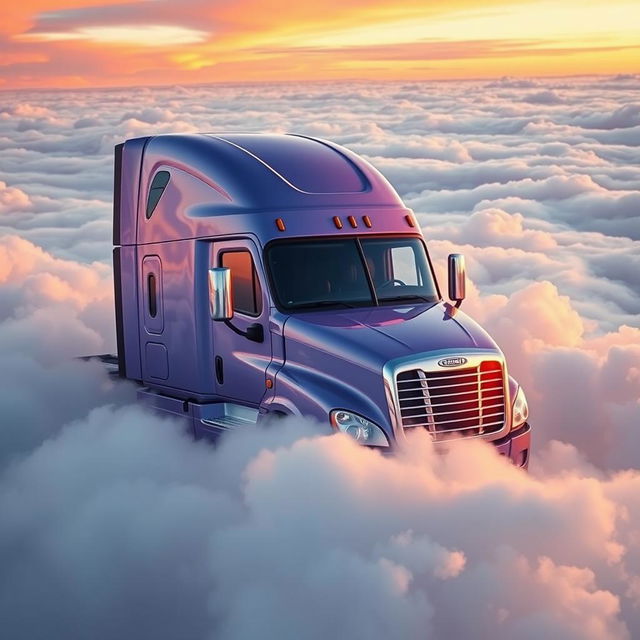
[437,357,468,367]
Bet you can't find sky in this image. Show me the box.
[0,75,639,637]
[0,0,639,89]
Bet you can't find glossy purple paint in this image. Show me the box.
[113,133,531,465]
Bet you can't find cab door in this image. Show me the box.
[211,238,272,405]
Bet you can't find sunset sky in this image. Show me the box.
[1,0,638,89]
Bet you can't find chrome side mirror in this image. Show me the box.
[208,267,234,321]
[447,253,466,308]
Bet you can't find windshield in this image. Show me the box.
[266,236,440,311]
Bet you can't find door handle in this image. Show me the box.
[215,356,224,384]
[223,320,264,343]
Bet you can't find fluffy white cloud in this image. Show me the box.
[0,235,132,465]
[0,180,31,212]
[1,414,640,639]
[0,235,115,357]
[0,76,638,639]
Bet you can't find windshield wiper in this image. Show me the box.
[378,294,434,304]
[291,300,360,310]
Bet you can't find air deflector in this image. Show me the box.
[217,134,368,194]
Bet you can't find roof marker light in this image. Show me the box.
[333,216,343,229]
[347,215,358,228]
[362,215,372,228]
[275,218,286,231]
[405,214,415,228]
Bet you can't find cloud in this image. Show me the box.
[0,235,114,348]
[0,180,31,212]
[21,25,210,47]
[0,234,132,465]
[0,78,637,465]
[1,413,640,639]
[0,355,134,467]
[573,104,640,130]
[0,76,638,637]
[523,89,562,104]
[427,208,558,251]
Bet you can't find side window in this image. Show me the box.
[390,246,421,285]
[146,171,170,219]
[220,250,263,316]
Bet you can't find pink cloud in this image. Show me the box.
[0,76,637,638]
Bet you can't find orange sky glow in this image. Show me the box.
[0,0,638,89]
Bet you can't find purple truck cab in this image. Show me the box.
[113,133,531,466]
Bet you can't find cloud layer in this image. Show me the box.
[3,409,640,639]
[0,76,638,638]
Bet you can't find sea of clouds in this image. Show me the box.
[0,75,638,639]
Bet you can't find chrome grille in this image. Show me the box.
[396,360,506,438]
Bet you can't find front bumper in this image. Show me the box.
[376,423,532,469]
[491,423,531,469]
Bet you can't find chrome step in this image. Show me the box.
[200,403,258,431]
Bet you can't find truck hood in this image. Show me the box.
[283,302,500,372]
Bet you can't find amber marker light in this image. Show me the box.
[275,218,286,231]
[405,214,415,228]
[362,215,372,228]
[347,215,358,228]
[333,216,343,229]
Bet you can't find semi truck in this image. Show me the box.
[112,133,531,466]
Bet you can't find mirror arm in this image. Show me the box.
[444,302,459,318]
[223,319,264,343]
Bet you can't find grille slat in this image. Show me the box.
[396,360,506,439]
[398,371,501,390]
[405,418,505,434]
[398,398,504,414]
[400,408,504,425]
[400,387,502,400]
[398,396,504,408]
[398,377,499,389]
[400,405,505,421]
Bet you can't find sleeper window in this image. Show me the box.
[146,171,170,219]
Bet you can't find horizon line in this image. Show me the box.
[1,70,637,94]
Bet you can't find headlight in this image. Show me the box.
[330,410,390,447]
[511,386,529,429]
